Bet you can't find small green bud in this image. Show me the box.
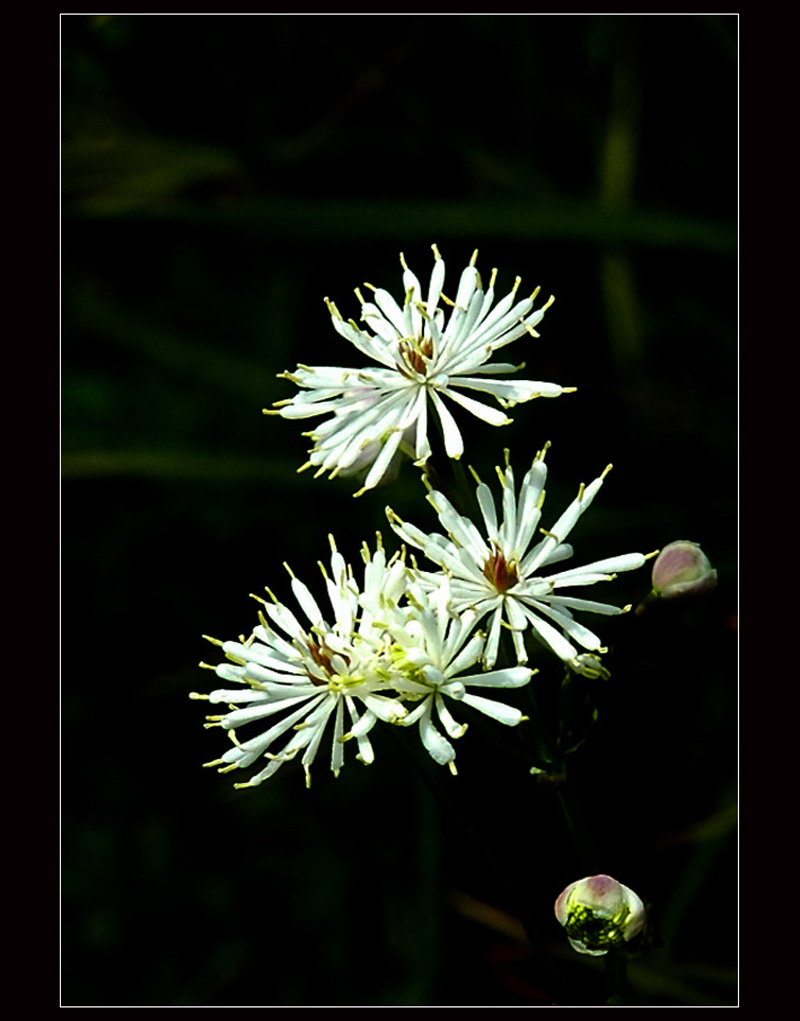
[651,541,717,600]
[554,874,645,956]
[569,653,611,681]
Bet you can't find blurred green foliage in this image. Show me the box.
[62,14,737,1006]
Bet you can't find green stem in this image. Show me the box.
[604,950,630,1005]
[388,726,574,1001]
[524,682,558,767]
[553,674,631,1005]
[557,670,573,754]
[554,778,598,875]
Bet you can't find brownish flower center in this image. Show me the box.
[399,336,434,377]
[306,638,350,685]
[483,548,519,592]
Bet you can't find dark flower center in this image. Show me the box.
[483,548,519,592]
[399,336,434,377]
[306,638,350,685]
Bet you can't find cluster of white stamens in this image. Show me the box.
[269,245,572,496]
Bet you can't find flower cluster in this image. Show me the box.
[192,536,534,787]
[193,438,648,788]
[188,242,716,990]
[193,246,658,788]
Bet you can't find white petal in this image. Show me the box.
[435,692,468,740]
[291,577,324,626]
[362,428,406,492]
[544,595,628,615]
[525,598,604,652]
[429,389,465,459]
[372,289,408,337]
[330,698,346,775]
[513,475,546,555]
[418,705,456,766]
[460,693,524,726]
[441,386,512,427]
[476,481,498,540]
[459,665,533,688]
[546,552,646,583]
[426,253,445,317]
[483,603,504,668]
[453,377,565,403]
[518,603,578,661]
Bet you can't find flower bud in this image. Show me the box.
[569,653,611,681]
[554,874,645,956]
[651,541,717,600]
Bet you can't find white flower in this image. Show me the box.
[270,245,572,495]
[191,536,408,788]
[387,444,651,670]
[379,576,534,773]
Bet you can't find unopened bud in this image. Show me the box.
[651,541,717,600]
[569,653,611,681]
[554,874,645,956]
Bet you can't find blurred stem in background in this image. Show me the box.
[599,21,644,381]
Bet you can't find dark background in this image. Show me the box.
[62,14,737,1007]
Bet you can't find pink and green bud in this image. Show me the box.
[651,540,717,600]
[554,874,645,956]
